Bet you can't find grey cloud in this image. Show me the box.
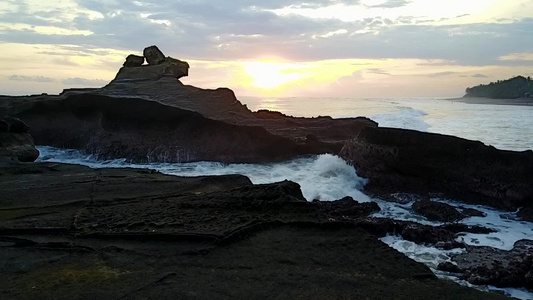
[1,1,532,67]
[426,72,457,78]
[472,74,488,78]
[366,0,411,8]
[62,77,108,86]
[9,75,56,82]
[366,68,391,75]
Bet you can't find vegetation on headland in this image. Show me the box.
[464,76,533,99]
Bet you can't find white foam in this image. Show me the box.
[370,107,430,132]
[38,147,369,202]
[380,235,464,270]
[435,199,533,251]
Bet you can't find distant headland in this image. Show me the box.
[464,76,533,99]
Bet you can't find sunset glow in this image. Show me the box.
[0,0,531,97]
[243,62,307,89]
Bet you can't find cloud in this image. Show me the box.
[366,68,390,75]
[8,75,56,82]
[426,71,457,78]
[0,0,530,68]
[366,0,411,9]
[499,52,533,61]
[472,73,488,78]
[61,77,108,86]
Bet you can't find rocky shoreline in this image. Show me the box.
[1,46,532,299]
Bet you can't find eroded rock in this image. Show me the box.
[123,54,144,67]
[143,45,166,65]
[0,116,39,162]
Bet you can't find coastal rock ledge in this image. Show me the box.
[340,126,533,215]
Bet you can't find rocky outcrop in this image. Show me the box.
[123,54,144,67]
[1,46,376,159]
[340,126,533,213]
[412,200,465,223]
[113,45,189,82]
[143,45,166,65]
[0,160,509,299]
[14,93,343,163]
[442,240,533,290]
[0,116,39,162]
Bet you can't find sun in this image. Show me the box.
[243,61,306,89]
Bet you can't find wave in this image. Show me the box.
[370,107,430,132]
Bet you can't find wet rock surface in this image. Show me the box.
[0,161,509,299]
[450,240,533,290]
[412,200,465,222]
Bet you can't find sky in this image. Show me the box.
[0,0,532,98]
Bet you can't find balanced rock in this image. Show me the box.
[113,46,189,82]
[143,45,166,65]
[123,54,144,67]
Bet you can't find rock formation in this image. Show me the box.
[339,126,533,213]
[113,45,189,82]
[412,200,465,222]
[1,46,377,162]
[123,54,144,67]
[143,45,166,65]
[0,115,39,162]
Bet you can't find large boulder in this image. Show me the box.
[0,116,39,162]
[143,45,166,65]
[123,54,144,67]
[113,46,189,82]
[113,57,189,82]
[340,127,533,212]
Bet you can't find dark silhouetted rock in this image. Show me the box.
[0,116,39,162]
[412,200,465,222]
[113,57,189,82]
[451,240,533,290]
[518,206,533,222]
[340,126,533,216]
[314,196,380,220]
[13,94,323,163]
[143,45,166,65]
[438,262,462,273]
[123,54,144,67]
[440,224,495,234]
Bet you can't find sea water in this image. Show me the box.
[36,97,533,299]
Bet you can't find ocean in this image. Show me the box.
[37,97,533,299]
